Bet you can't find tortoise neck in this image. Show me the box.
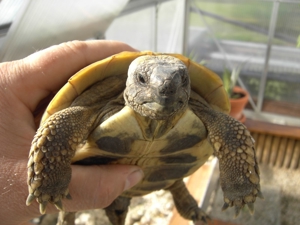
[134,108,185,140]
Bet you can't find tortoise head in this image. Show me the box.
[124,55,190,120]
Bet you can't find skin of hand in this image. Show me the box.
[0,40,144,225]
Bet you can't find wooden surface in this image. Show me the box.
[244,118,300,140]
[245,118,300,169]
[260,99,300,118]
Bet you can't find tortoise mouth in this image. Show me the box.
[146,102,176,112]
[139,100,185,120]
[148,95,177,106]
[124,88,189,120]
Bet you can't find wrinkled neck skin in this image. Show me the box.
[123,83,190,140]
[127,100,187,140]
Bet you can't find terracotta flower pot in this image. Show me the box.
[229,86,249,123]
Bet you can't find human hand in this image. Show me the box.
[0,40,143,225]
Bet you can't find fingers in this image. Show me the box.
[7,40,137,112]
[59,164,143,212]
[25,164,143,216]
[22,164,143,223]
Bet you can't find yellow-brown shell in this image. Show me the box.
[38,51,231,197]
[41,51,230,124]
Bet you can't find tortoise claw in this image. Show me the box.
[247,202,255,215]
[257,190,264,199]
[39,202,48,214]
[54,199,64,211]
[26,194,35,206]
[66,193,72,200]
[234,206,241,218]
[64,189,72,200]
[222,202,229,211]
[192,214,211,225]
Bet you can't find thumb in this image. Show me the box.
[62,164,143,212]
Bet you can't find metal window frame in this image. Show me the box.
[188,0,300,126]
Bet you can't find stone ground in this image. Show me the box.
[37,190,174,225]
[74,190,174,225]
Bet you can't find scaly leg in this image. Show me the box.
[26,106,99,214]
[167,180,209,224]
[57,211,76,225]
[27,76,125,215]
[190,99,263,217]
[105,196,131,225]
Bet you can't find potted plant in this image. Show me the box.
[222,65,249,123]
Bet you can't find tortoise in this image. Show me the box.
[26,51,262,224]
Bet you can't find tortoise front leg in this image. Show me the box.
[167,180,209,224]
[190,101,263,217]
[26,106,99,214]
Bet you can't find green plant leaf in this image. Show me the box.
[222,68,233,97]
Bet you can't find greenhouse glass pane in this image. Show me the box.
[106,7,155,51]
[187,0,300,118]
[261,2,300,118]
[106,0,184,53]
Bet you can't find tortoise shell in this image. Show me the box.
[27,51,262,224]
[40,51,230,197]
[41,51,229,123]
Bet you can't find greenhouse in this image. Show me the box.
[0,0,299,225]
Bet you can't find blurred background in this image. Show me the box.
[0,0,299,126]
[1,1,299,225]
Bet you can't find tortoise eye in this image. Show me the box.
[179,69,188,86]
[182,75,187,86]
[137,73,147,85]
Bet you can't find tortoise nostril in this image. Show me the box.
[159,80,177,96]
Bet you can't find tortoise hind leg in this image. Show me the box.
[167,180,209,224]
[105,196,131,225]
[57,211,76,225]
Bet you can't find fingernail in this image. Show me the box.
[124,169,144,191]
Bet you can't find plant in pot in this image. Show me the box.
[222,65,249,123]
